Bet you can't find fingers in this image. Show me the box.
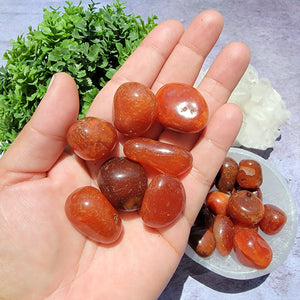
[87,19,185,121]
[151,10,224,92]
[87,10,225,123]
[198,41,250,118]
[0,73,79,180]
[183,103,243,224]
[159,41,250,149]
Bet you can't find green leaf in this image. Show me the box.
[0,0,157,152]
[87,44,101,62]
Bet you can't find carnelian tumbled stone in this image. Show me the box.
[189,227,216,258]
[206,190,230,216]
[212,215,234,256]
[233,229,273,269]
[140,174,186,228]
[228,190,264,225]
[216,157,239,192]
[156,83,208,133]
[97,157,148,211]
[123,137,193,176]
[237,159,263,190]
[113,82,157,137]
[66,117,117,161]
[259,204,287,235]
[65,186,123,244]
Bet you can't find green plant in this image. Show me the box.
[0,0,157,152]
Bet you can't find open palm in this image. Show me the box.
[0,10,249,300]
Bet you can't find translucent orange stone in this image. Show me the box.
[237,159,263,190]
[216,157,239,192]
[156,82,208,133]
[65,186,123,244]
[259,204,287,235]
[113,82,157,137]
[212,214,234,256]
[66,117,118,161]
[206,190,230,216]
[123,137,193,176]
[189,228,216,258]
[228,190,264,225]
[140,174,186,228]
[233,229,273,269]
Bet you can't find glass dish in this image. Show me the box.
[185,147,298,279]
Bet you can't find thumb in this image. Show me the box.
[0,72,79,180]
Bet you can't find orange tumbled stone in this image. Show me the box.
[259,204,287,235]
[140,174,186,228]
[233,229,273,269]
[156,82,208,133]
[123,137,193,176]
[216,157,239,192]
[237,159,263,190]
[65,186,123,244]
[206,190,230,216]
[228,190,264,225]
[66,117,118,161]
[212,215,234,257]
[113,82,157,137]
[189,227,216,257]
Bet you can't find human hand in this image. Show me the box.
[0,10,250,300]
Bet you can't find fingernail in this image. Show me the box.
[47,74,56,91]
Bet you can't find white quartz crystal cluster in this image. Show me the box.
[196,65,291,150]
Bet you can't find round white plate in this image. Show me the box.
[185,147,298,280]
